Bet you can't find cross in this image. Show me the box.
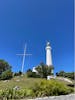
[16,44,32,73]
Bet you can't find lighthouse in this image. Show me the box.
[32,42,54,74]
[46,42,52,66]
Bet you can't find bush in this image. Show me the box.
[27,62,54,78]
[0,88,34,99]
[26,69,40,78]
[0,60,12,80]
[1,69,13,80]
[27,72,40,78]
[0,80,74,99]
[14,71,22,76]
[35,62,54,78]
[31,80,74,97]
[0,59,11,75]
[56,71,75,80]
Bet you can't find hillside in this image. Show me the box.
[0,75,45,90]
[0,75,74,90]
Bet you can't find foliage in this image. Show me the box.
[0,59,11,75]
[0,80,73,99]
[56,71,75,80]
[26,62,54,78]
[56,71,65,76]
[18,71,22,75]
[26,69,40,78]
[64,72,74,80]
[0,76,44,90]
[0,59,12,80]
[0,88,34,99]
[35,62,54,78]
[1,69,13,80]
[32,80,74,97]
[14,71,22,76]
[26,69,32,77]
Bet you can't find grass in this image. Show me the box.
[0,75,74,99]
[0,75,45,90]
[0,75,74,90]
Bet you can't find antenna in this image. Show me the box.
[16,43,32,73]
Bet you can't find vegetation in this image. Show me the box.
[56,71,75,80]
[14,71,22,76]
[1,69,13,80]
[35,62,54,78]
[0,59,13,80]
[0,79,74,99]
[0,59,11,74]
[0,88,33,99]
[32,80,74,97]
[0,59,74,99]
[26,69,40,78]
[26,62,54,78]
[0,76,44,90]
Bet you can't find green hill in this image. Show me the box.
[0,75,74,91]
[0,75,74,99]
[0,75,45,90]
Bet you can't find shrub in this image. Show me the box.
[14,71,22,76]
[35,62,54,78]
[31,80,74,97]
[1,69,13,80]
[0,80,74,99]
[0,59,11,75]
[26,69,40,78]
[0,88,35,99]
[56,71,75,80]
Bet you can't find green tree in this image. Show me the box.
[56,71,65,77]
[18,71,22,75]
[26,69,40,78]
[0,59,11,75]
[14,71,22,76]
[26,69,32,77]
[64,72,74,80]
[36,62,54,78]
[56,71,75,80]
[1,69,13,80]
[0,59,12,80]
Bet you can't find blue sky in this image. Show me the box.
[0,0,74,73]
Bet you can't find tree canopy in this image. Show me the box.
[56,71,75,80]
[0,59,12,80]
[0,59,11,74]
[35,62,54,78]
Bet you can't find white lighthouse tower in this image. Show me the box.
[46,42,52,66]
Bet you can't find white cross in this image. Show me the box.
[16,44,32,73]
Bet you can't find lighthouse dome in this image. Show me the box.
[47,42,50,46]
